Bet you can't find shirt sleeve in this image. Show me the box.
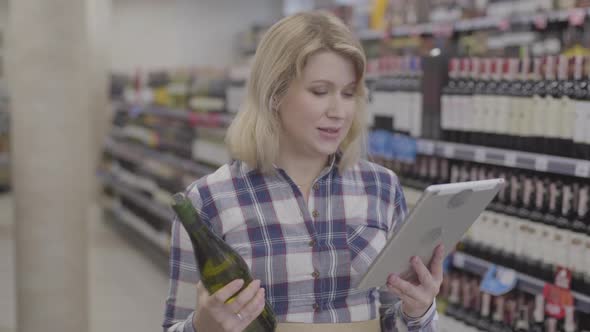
[162,185,205,332]
[379,173,439,331]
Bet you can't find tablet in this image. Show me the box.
[355,178,505,290]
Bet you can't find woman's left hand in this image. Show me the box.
[386,244,445,318]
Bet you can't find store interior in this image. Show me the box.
[3,0,590,331]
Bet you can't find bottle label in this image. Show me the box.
[440,159,449,182]
[481,292,491,318]
[497,96,510,135]
[585,101,590,145]
[549,182,559,212]
[523,177,533,207]
[574,101,588,143]
[470,166,478,182]
[547,96,561,138]
[569,232,586,272]
[535,179,546,209]
[540,224,554,265]
[510,175,520,205]
[472,95,482,133]
[428,157,438,179]
[577,185,589,218]
[522,97,533,137]
[560,97,574,140]
[543,282,574,319]
[562,184,573,216]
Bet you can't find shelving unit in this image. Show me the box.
[453,252,590,314]
[358,8,590,40]
[417,139,590,179]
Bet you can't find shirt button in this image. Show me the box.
[312,270,320,279]
[312,210,319,218]
[313,303,320,311]
[313,183,319,191]
[308,239,316,247]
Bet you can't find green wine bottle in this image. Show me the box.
[171,193,277,332]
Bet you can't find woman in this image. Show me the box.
[163,11,442,332]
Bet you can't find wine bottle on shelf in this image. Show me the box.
[445,271,462,319]
[513,293,530,332]
[498,58,515,150]
[509,57,526,152]
[530,294,546,332]
[441,58,459,142]
[485,58,502,149]
[573,55,589,160]
[545,55,561,157]
[473,58,490,146]
[466,278,482,327]
[464,57,477,146]
[563,305,577,332]
[171,193,277,332]
[476,292,494,331]
[457,58,472,144]
[490,295,508,332]
[532,57,549,154]
[514,57,535,151]
[557,55,576,158]
[457,273,473,325]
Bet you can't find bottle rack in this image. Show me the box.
[358,7,590,41]
[417,139,590,179]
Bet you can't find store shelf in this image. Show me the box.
[192,139,230,167]
[102,201,169,273]
[114,103,234,128]
[417,139,590,178]
[105,137,216,177]
[386,8,589,37]
[453,251,590,314]
[0,153,8,168]
[357,29,386,40]
[98,172,173,223]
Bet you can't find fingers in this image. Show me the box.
[429,244,445,284]
[234,288,267,330]
[387,274,426,302]
[411,256,438,295]
[212,279,245,305]
[226,279,261,313]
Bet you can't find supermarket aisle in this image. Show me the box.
[0,194,15,332]
[0,194,172,332]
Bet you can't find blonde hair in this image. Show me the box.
[225,11,367,174]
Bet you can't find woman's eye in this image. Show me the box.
[342,91,355,98]
[311,90,328,96]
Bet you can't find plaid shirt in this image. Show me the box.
[163,157,438,331]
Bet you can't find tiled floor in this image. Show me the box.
[0,194,172,331]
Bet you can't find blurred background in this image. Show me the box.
[3,0,590,331]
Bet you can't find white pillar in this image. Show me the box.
[7,0,108,330]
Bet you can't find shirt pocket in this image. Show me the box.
[346,221,388,286]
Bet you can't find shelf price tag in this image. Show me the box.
[575,162,590,178]
[474,148,486,163]
[534,14,548,29]
[497,18,510,31]
[569,9,586,26]
[535,157,549,172]
[505,152,517,167]
[419,140,435,155]
[453,252,466,269]
[443,145,454,158]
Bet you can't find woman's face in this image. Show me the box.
[277,51,357,161]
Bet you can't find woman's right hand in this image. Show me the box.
[193,279,266,332]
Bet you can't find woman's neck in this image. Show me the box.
[275,150,328,188]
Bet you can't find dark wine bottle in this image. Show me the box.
[171,193,277,332]
[573,55,589,160]
[530,294,545,332]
